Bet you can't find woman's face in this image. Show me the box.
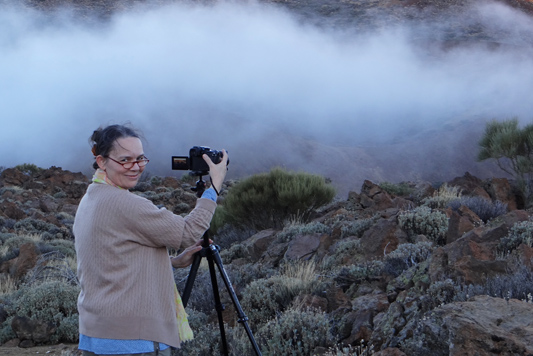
[97,136,146,189]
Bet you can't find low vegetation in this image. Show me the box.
[0,148,532,355]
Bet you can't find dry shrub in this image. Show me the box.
[422,183,462,209]
[241,260,320,324]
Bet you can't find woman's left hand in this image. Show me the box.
[170,239,211,268]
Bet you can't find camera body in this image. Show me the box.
[172,146,225,175]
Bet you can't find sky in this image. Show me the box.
[1,0,533,186]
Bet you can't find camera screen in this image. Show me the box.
[172,156,189,170]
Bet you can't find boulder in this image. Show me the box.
[0,168,30,186]
[429,210,530,284]
[243,229,278,261]
[445,206,481,244]
[11,315,56,345]
[0,201,26,220]
[284,233,322,261]
[0,243,40,280]
[484,177,518,210]
[447,172,489,198]
[417,295,533,355]
[359,180,394,211]
[360,218,408,261]
[30,166,89,200]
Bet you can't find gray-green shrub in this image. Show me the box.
[497,218,533,255]
[14,218,72,240]
[334,260,384,290]
[255,307,334,356]
[2,281,80,343]
[321,238,362,271]
[448,196,507,222]
[241,263,320,324]
[173,310,222,356]
[383,242,434,277]
[277,221,331,242]
[398,206,448,245]
[340,215,379,238]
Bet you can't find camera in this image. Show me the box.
[172,146,227,175]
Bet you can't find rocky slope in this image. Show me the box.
[0,166,532,355]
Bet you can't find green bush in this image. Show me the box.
[478,118,533,204]
[214,168,336,231]
[255,307,334,356]
[397,206,449,245]
[14,163,43,175]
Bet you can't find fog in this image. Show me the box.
[1,0,533,192]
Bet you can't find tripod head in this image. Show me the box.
[190,172,208,198]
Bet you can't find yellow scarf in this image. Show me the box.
[174,285,194,341]
[92,169,194,342]
[92,168,124,188]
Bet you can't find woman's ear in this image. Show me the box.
[95,155,107,171]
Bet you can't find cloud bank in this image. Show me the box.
[0,1,532,188]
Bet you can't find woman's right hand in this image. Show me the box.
[203,149,228,193]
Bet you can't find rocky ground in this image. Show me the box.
[0,166,532,354]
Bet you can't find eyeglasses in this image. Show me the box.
[107,156,149,169]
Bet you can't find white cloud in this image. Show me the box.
[0,1,532,182]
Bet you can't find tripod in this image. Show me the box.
[181,174,262,356]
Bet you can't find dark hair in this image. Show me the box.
[90,124,141,169]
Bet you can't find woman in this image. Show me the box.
[74,124,227,356]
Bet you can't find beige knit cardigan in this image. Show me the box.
[73,183,216,349]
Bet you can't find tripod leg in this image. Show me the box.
[209,246,263,356]
[181,252,202,308]
[206,254,230,356]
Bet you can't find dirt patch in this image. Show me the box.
[0,344,79,355]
